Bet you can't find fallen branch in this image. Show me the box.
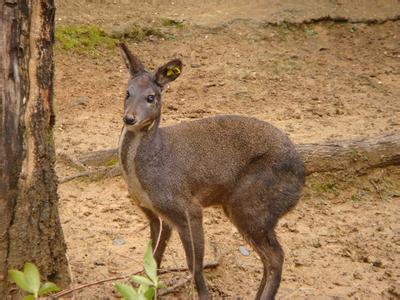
[159,275,191,296]
[78,148,118,166]
[296,132,400,175]
[59,166,121,183]
[72,132,400,177]
[57,152,88,171]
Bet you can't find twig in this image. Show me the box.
[159,275,191,296]
[158,261,220,275]
[134,223,149,234]
[77,148,119,166]
[52,273,136,298]
[52,260,220,298]
[59,170,97,183]
[57,152,88,171]
[369,178,384,201]
[59,166,121,183]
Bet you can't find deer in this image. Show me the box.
[117,43,305,300]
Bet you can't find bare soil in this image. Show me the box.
[54,1,400,299]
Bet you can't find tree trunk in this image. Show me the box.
[0,0,70,297]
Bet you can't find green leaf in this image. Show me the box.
[157,281,166,289]
[131,275,153,287]
[23,263,41,296]
[38,282,61,296]
[138,283,149,294]
[22,295,35,300]
[143,241,157,284]
[143,287,155,300]
[138,294,147,300]
[115,283,138,300]
[8,270,34,293]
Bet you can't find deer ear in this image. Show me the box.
[154,59,183,88]
[119,43,145,77]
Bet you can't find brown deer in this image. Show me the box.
[118,43,305,300]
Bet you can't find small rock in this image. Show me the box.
[312,239,321,248]
[112,238,126,246]
[364,256,383,268]
[353,271,363,280]
[83,211,91,217]
[239,246,250,256]
[73,96,88,107]
[372,259,383,268]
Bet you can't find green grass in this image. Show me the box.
[304,27,317,37]
[110,24,164,42]
[55,25,117,51]
[55,23,165,55]
[311,180,339,197]
[104,158,119,167]
[161,18,185,28]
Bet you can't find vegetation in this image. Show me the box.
[55,22,170,54]
[9,263,60,299]
[115,241,165,300]
[55,24,117,51]
[161,18,185,28]
[304,27,317,37]
[9,241,164,300]
[109,24,164,42]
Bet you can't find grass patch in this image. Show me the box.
[311,180,340,197]
[110,24,164,42]
[104,158,119,167]
[267,23,298,41]
[55,23,166,55]
[161,18,185,28]
[304,27,317,37]
[56,24,117,51]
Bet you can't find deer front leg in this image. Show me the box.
[175,207,209,300]
[141,207,172,268]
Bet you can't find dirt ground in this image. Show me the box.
[54,1,400,299]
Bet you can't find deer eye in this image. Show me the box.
[146,95,155,103]
[126,90,130,98]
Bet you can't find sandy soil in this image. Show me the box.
[54,1,400,299]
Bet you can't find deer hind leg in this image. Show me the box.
[173,207,209,300]
[225,170,287,300]
[228,204,284,300]
[141,207,172,268]
[254,230,284,300]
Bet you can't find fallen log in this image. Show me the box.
[297,132,400,175]
[77,148,119,166]
[60,133,400,182]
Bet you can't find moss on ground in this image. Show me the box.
[55,23,166,54]
[55,24,117,51]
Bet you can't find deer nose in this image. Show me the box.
[123,115,136,125]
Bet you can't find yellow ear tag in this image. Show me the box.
[166,67,181,77]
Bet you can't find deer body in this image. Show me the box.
[118,44,305,300]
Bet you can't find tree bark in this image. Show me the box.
[0,0,70,297]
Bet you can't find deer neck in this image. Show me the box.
[118,116,162,176]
